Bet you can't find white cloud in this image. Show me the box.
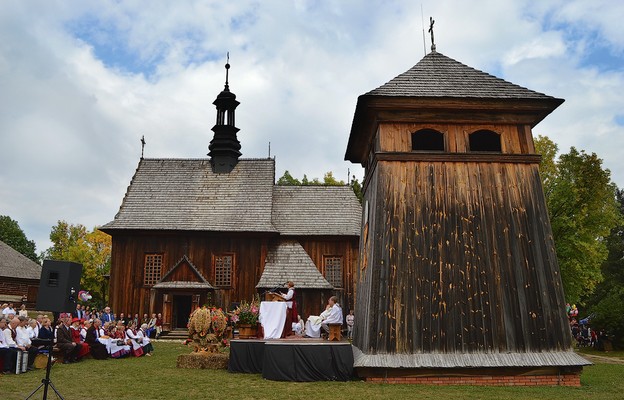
[0,0,623,253]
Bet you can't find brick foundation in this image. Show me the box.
[358,366,583,386]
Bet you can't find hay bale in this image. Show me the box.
[176,352,229,369]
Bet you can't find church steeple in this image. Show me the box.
[208,54,241,173]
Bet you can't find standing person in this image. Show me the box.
[100,306,115,324]
[279,281,298,337]
[0,317,19,374]
[56,314,82,363]
[73,304,83,320]
[346,310,355,339]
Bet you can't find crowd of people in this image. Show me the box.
[566,303,610,350]
[0,302,160,375]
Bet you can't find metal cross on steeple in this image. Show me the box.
[140,135,146,159]
[429,17,436,52]
[224,52,230,91]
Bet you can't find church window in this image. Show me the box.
[144,254,163,286]
[324,256,342,288]
[469,130,502,152]
[214,254,234,287]
[412,129,445,151]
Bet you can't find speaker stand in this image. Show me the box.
[25,332,65,400]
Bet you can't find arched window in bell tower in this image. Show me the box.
[411,129,445,151]
[469,130,502,152]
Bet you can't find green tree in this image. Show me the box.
[323,171,345,186]
[587,189,624,348]
[44,221,111,306]
[535,136,622,303]
[0,215,38,262]
[276,170,301,185]
[350,175,363,204]
[277,170,362,203]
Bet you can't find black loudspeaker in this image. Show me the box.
[36,260,83,313]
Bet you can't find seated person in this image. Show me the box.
[109,321,131,358]
[292,316,305,337]
[37,317,54,341]
[70,318,90,359]
[138,323,154,356]
[125,321,145,357]
[56,313,83,363]
[305,296,343,338]
[85,319,108,360]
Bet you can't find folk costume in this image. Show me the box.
[280,283,298,337]
[138,327,154,356]
[70,319,90,359]
[125,328,144,357]
[109,326,131,358]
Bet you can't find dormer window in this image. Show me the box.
[469,130,501,152]
[412,129,445,151]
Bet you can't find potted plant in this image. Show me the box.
[231,299,259,339]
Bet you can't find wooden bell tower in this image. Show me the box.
[345,50,590,384]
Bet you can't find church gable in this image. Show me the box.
[153,255,214,289]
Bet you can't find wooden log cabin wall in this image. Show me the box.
[345,50,589,382]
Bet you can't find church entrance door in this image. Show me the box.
[172,295,192,329]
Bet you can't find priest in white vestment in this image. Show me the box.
[305,296,343,338]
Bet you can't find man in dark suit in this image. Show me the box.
[56,313,82,363]
[72,304,83,320]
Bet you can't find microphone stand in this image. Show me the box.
[25,325,64,399]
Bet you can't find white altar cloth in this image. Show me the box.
[259,301,287,339]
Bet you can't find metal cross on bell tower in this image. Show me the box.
[429,17,436,52]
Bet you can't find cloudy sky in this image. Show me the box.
[1,0,623,253]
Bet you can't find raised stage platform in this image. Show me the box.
[228,338,354,381]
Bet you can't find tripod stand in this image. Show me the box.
[25,336,64,400]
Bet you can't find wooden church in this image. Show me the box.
[345,44,590,384]
[101,62,361,331]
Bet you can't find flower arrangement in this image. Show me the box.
[187,306,229,352]
[231,298,260,326]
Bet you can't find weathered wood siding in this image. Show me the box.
[108,234,359,319]
[109,233,269,317]
[298,237,359,310]
[377,123,535,154]
[354,159,570,355]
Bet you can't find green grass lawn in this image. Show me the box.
[1,342,622,400]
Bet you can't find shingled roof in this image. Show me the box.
[345,51,564,163]
[367,51,556,99]
[272,186,361,236]
[101,158,277,233]
[0,240,41,280]
[256,240,333,289]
